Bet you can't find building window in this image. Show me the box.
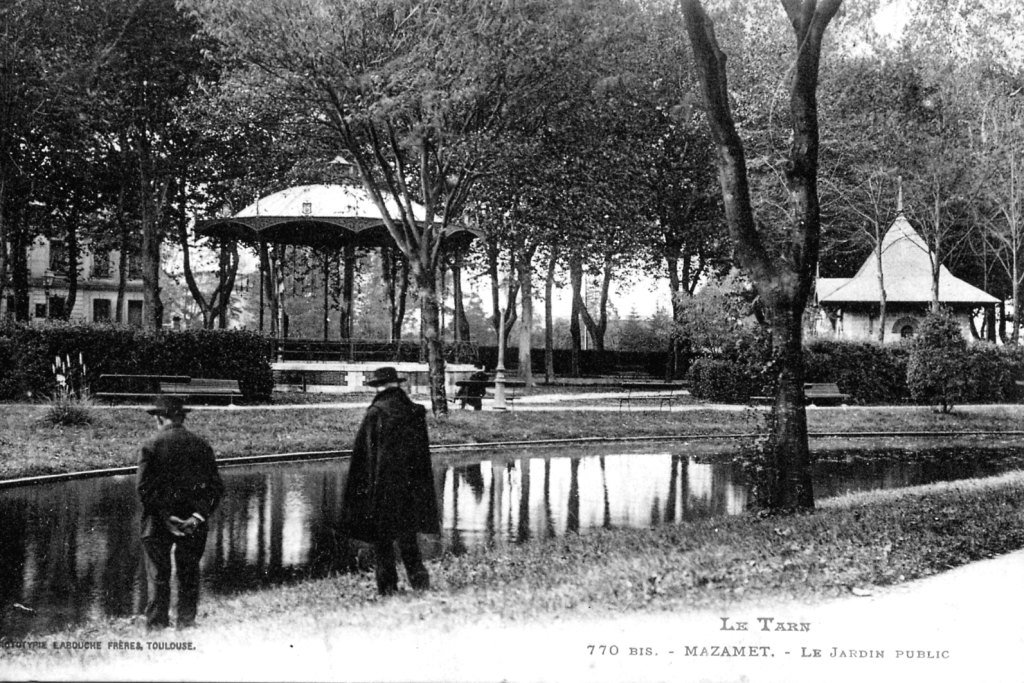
[127,300,144,327]
[49,240,69,275]
[93,299,112,322]
[128,254,142,280]
[35,303,47,318]
[49,296,66,319]
[892,317,918,339]
[92,251,111,279]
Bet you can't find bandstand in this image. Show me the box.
[196,182,480,394]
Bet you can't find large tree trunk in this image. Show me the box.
[260,243,278,337]
[568,253,583,377]
[764,299,814,509]
[411,260,448,414]
[875,242,887,342]
[451,258,471,343]
[215,242,239,329]
[486,244,519,349]
[0,181,6,314]
[138,159,168,330]
[10,221,29,321]
[275,246,287,338]
[116,227,129,324]
[339,244,355,341]
[140,208,164,330]
[1012,260,1021,344]
[382,247,409,346]
[682,0,841,513]
[570,251,608,354]
[544,248,558,382]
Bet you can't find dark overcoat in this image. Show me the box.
[340,387,441,543]
[137,424,224,538]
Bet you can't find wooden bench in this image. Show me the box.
[160,378,243,404]
[804,382,849,406]
[618,382,686,411]
[95,374,242,404]
[751,383,850,406]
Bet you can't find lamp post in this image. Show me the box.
[493,301,508,411]
[43,270,54,320]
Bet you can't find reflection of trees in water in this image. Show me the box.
[505,461,516,542]
[600,457,611,530]
[542,460,555,540]
[566,458,580,534]
[206,473,270,591]
[516,458,531,544]
[0,497,29,635]
[97,497,139,618]
[449,466,467,556]
[308,468,359,575]
[665,455,679,523]
[13,485,101,636]
[457,463,485,503]
[14,447,1013,638]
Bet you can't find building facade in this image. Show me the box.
[814,214,998,343]
[1,236,145,325]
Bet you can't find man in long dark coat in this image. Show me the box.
[137,395,224,629]
[340,366,440,595]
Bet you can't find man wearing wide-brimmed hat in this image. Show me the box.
[340,367,440,595]
[137,395,224,630]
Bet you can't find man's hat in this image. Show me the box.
[145,395,191,417]
[365,366,407,387]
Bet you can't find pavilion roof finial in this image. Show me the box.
[896,175,903,214]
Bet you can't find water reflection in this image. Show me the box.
[0,443,1018,638]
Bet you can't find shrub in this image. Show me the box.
[43,391,95,426]
[804,340,910,404]
[906,308,968,412]
[0,324,273,402]
[687,358,761,403]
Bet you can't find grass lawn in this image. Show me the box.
[3,399,1024,481]
[3,469,1022,673]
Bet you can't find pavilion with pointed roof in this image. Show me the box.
[814,212,998,343]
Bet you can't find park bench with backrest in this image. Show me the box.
[96,374,242,404]
[618,381,687,411]
[803,382,849,406]
[751,382,850,406]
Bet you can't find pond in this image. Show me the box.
[1,440,1020,638]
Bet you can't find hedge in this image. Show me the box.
[689,338,1024,406]
[0,323,274,402]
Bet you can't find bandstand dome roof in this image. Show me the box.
[195,183,476,249]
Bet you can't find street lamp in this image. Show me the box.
[43,270,54,320]
[493,293,509,411]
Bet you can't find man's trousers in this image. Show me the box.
[373,533,429,595]
[142,529,208,629]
